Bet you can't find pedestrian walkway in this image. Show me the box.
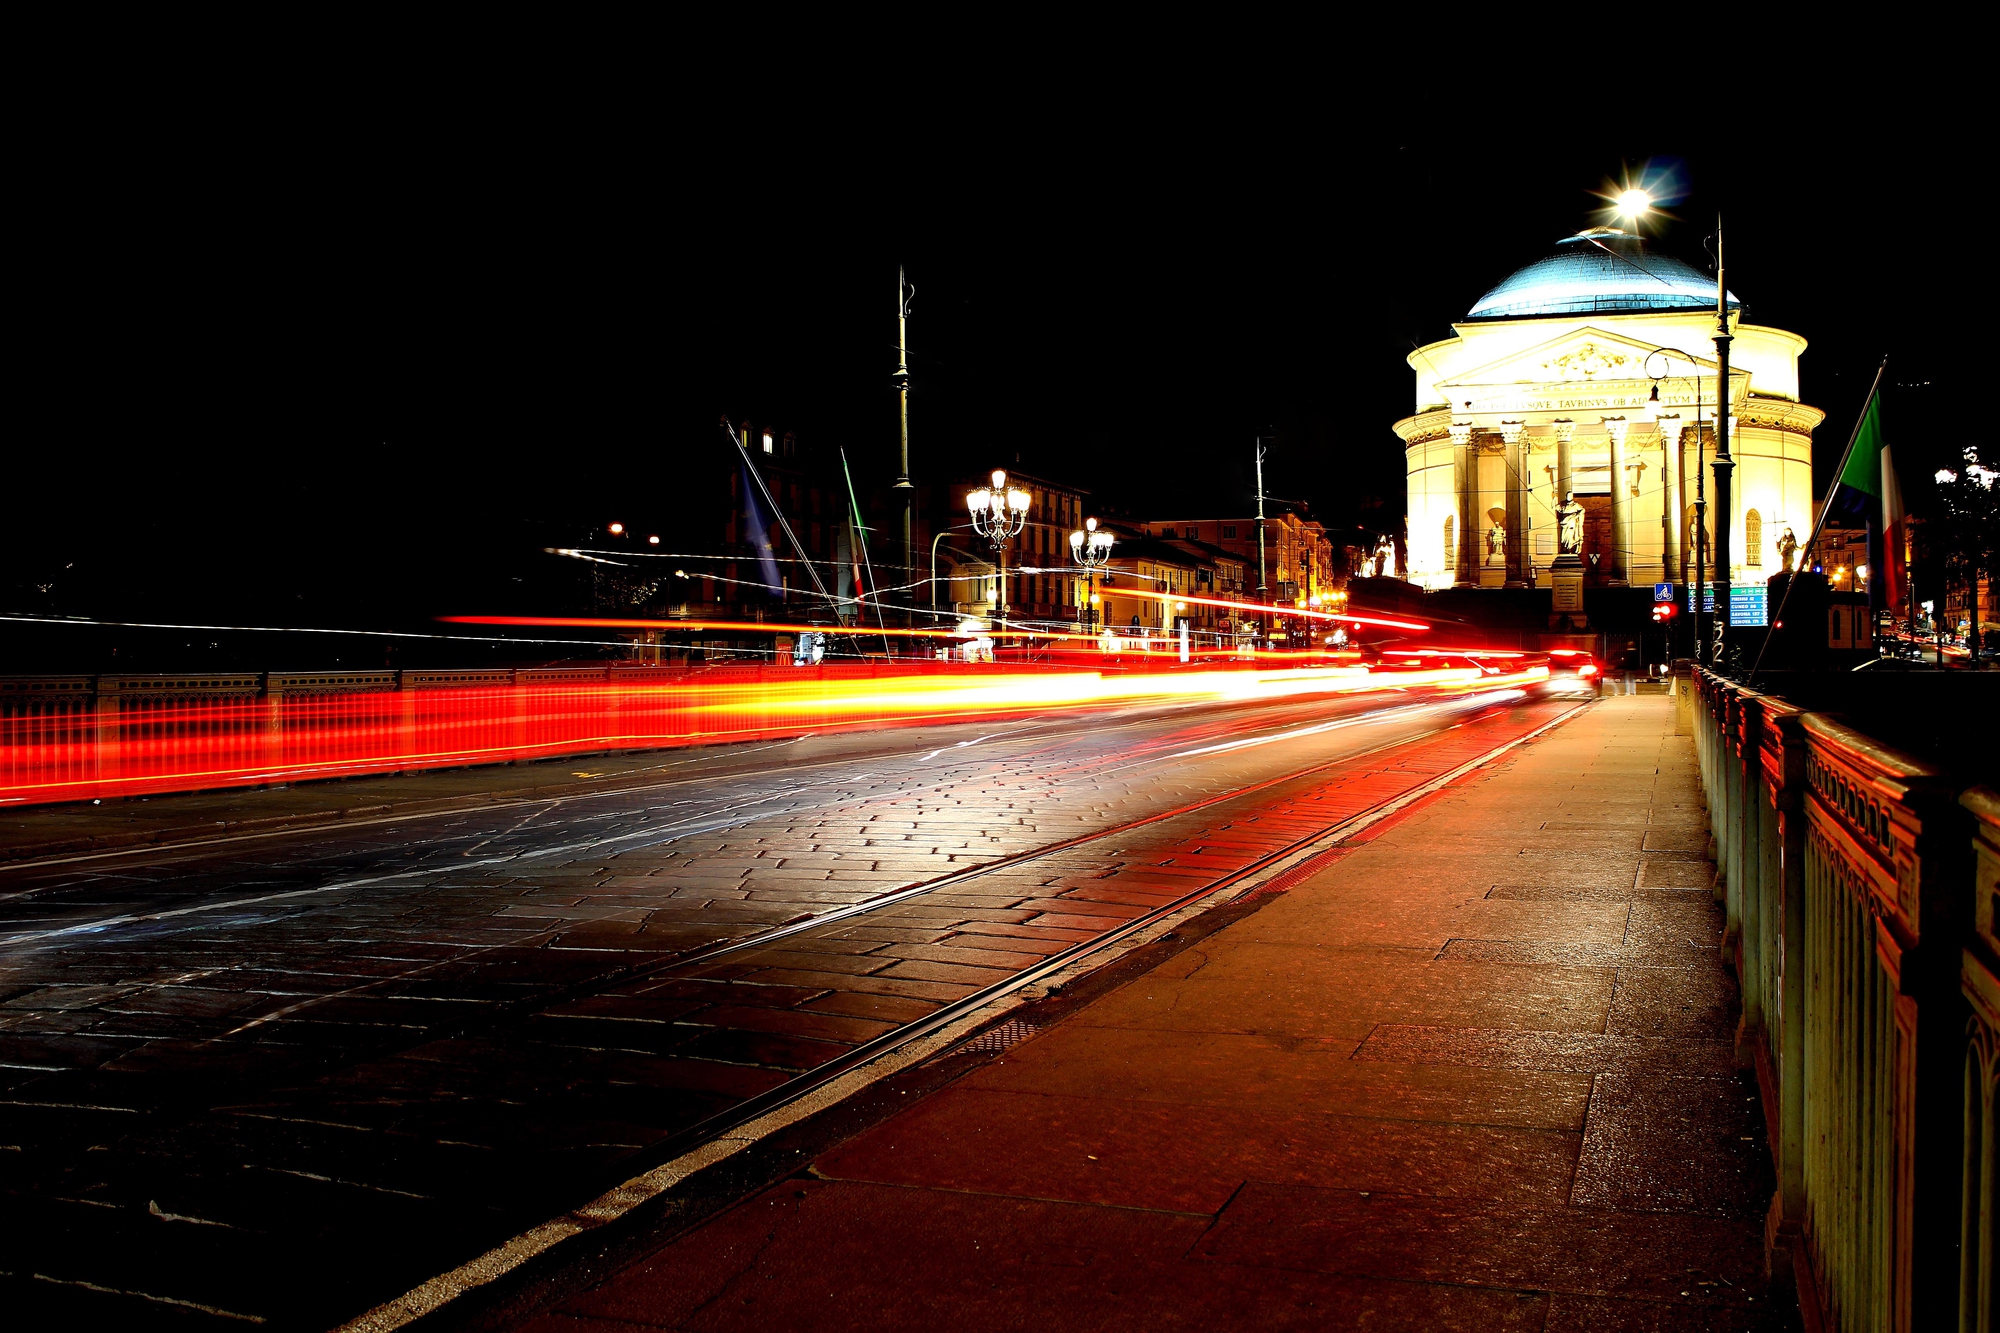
[508,694,1787,1331]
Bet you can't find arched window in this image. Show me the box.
[1745,510,1763,567]
[1442,515,1455,572]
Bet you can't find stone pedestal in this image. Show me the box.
[1549,556,1586,628]
[1478,565,1506,588]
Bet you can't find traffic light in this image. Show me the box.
[1651,602,1678,624]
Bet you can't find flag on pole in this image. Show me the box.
[738,455,784,596]
[846,514,867,606]
[1834,390,1905,613]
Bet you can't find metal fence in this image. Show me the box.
[1690,666,1993,1332]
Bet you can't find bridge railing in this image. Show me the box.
[0,663,1046,805]
[0,658,1418,808]
[1691,667,1987,1332]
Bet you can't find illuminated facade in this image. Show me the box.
[1147,512,1334,607]
[1394,229,1820,592]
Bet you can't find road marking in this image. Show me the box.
[1,1270,265,1323]
[1169,701,1432,756]
[334,699,1590,1333]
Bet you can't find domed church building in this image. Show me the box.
[1394,229,1820,596]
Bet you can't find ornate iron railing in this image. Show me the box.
[1691,666,1985,1332]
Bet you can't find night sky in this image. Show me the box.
[9,88,1973,663]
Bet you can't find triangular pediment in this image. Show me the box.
[1441,326,1717,391]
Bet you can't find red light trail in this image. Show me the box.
[0,653,1538,808]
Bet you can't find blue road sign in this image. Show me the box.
[1653,582,1673,602]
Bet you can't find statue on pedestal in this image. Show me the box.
[1777,527,1799,573]
[1485,521,1506,567]
[1556,492,1584,557]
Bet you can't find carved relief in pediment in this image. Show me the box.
[1540,342,1634,381]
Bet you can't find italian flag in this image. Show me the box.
[1836,391,1906,612]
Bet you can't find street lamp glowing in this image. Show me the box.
[968,467,1033,640]
[608,522,624,535]
[1616,188,1653,219]
[648,535,660,545]
[1070,521,1116,561]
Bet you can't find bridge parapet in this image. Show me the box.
[1693,667,1983,1332]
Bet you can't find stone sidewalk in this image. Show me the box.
[501,693,1791,1332]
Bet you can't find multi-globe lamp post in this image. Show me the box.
[967,470,1031,643]
[1068,517,1115,633]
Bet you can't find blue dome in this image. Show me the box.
[1468,228,1739,320]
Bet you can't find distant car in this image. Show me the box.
[1541,650,1602,697]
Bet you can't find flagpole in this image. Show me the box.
[1745,356,1888,683]
[841,446,894,656]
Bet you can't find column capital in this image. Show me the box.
[1551,418,1577,443]
[1601,415,1630,446]
[1499,419,1528,445]
[1448,420,1476,449]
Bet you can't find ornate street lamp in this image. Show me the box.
[1625,183,1736,664]
[967,469,1031,639]
[1068,517,1115,631]
[1646,351,1713,663]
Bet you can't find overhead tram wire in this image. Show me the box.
[840,445,894,655]
[0,613,667,654]
[723,418,888,659]
[724,418,840,610]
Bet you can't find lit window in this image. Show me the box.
[762,433,773,454]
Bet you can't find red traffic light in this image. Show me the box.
[1651,602,1678,623]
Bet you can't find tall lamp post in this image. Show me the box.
[968,470,1030,645]
[1643,349,1710,662]
[1621,190,1734,665]
[1068,517,1115,633]
[892,268,916,627]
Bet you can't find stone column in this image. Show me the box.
[1501,420,1528,586]
[1449,420,1474,587]
[1547,418,1585,629]
[1603,416,1629,584]
[1659,416,1683,585]
[1552,419,1576,504]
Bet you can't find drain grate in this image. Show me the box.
[1249,845,1348,898]
[954,1019,1040,1055]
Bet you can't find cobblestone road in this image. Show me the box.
[0,685,1553,1329]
